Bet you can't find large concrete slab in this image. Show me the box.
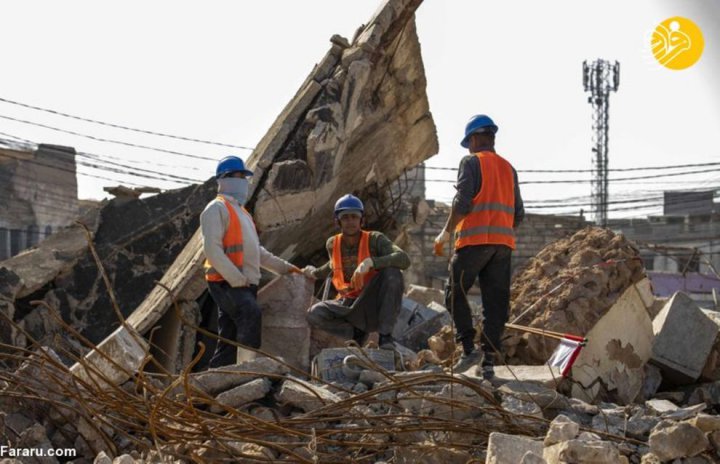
[258,274,313,372]
[70,326,148,387]
[570,281,654,404]
[651,291,717,384]
[121,0,436,354]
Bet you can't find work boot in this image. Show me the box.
[476,353,495,380]
[451,350,481,373]
[352,327,368,346]
[379,333,395,350]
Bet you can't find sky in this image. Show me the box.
[0,0,718,220]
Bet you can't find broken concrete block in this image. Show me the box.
[491,365,562,389]
[70,326,148,387]
[391,297,450,351]
[519,451,546,464]
[276,377,340,412]
[648,421,710,462]
[258,274,313,372]
[688,414,720,433]
[500,396,543,430]
[211,378,272,413]
[543,439,622,464]
[312,347,395,383]
[404,284,444,308]
[189,356,289,396]
[544,414,580,446]
[570,281,654,404]
[651,292,717,384]
[486,432,543,464]
[661,403,706,421]
[499,381,569,410]
[700,309,720,381]
[645,399,679,415]
[419,384,488,420]
[393,443,471,464]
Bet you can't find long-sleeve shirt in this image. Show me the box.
[311,231,410,282]
[452,152,525,226]
[200,194,292,287]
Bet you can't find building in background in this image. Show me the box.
[0,139,78,260]
[609,191,720,305]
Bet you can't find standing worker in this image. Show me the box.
[303,194,410,348]
[434,115,524,379]
[201,155,301,368]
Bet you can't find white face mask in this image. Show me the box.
[218,177,249,205]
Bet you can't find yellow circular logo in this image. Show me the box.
[652,16,704,70]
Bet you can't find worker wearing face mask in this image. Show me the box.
[200,156,301,368]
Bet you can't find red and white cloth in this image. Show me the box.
[547,334,586,377]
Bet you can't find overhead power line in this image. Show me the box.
[0,96,254,150]
[425,168,720,185]
[425,161,720,174]
[0,113,218,161]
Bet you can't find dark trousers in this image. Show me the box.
[445,244,512,357]
[206,281,260,368]
[307,268,404,339]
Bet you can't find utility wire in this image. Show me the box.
[1,132,206,184]
[0,96,254,150]
[0,113,218,161]
[425,168,720,184]
[425,161,720,174]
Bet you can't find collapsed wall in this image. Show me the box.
[0,0,437,362]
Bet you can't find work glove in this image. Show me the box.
[301,265,317,280]
[434,230,450,256]
[351,257,374,290]
[287,265,302,275]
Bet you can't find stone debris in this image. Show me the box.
[257,274,314,372]
[1,1,720,463]
[506,227,646,364]
[70,325,149,387]
[392,297,451,351]
[651,291,718,384]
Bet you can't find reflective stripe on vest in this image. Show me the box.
[331,230,378,299]
[455,151,516,250]
[204,196,254,282]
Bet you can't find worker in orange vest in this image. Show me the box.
[201,155,301,368]
[434,115,524,379]
[303,194,410,349]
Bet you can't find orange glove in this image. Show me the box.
[288,265,302,274]
[434,230,450,256]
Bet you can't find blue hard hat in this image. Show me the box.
[216,156,254,179]
[460,114,498,148]
[334,194,364,217]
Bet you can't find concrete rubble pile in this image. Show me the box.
[4,0,720,462]
[6,335,720,463]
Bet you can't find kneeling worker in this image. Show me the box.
[201,155,301,368]
[303,194,410,348]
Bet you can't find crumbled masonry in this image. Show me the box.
[2,0,720,462]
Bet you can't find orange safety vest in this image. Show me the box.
[331,231,378,299]
[455,151,516,250]
[204,195,255,282]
